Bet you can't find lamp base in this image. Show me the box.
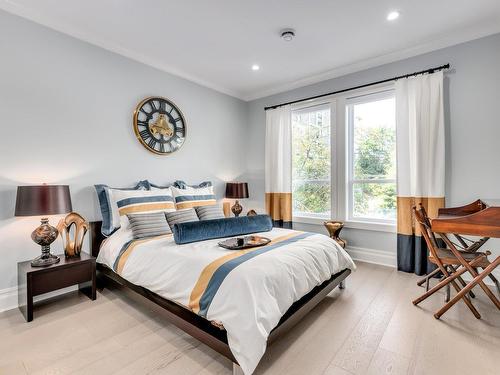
[31,217,60,267]
[231,200,243,217]
[31,252,60,267]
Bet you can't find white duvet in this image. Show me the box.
[97,227,355,374]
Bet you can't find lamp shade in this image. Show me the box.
[225,182,249,199]
[15,185,72,217]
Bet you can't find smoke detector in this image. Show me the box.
[280,29,296,41]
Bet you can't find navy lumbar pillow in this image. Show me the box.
[173,215,273,244]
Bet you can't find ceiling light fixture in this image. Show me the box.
[387,11,400,21]
[280,28,296,42]
[252,64,260,71]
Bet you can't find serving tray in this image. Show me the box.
[218,235,271,250]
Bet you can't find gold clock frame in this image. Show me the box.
[133,96,187,155]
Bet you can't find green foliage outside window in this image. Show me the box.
[291,103,397,220]
[353,126,396,219]
[292,110,330,215]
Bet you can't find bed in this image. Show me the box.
[90,221,355,374]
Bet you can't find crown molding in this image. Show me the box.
[0,1,246,100]
[2,1,500,103]
[242,20,500,101]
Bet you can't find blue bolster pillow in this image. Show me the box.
[173,214,273,244]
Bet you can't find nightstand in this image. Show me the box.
[18,252,96,322]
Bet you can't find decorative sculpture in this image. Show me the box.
[323,220,346,249]
[57,212,89,257]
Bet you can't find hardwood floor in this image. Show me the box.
[0,262,498,375]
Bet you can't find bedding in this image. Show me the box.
[171,185,217,209]
[112,188,175,216]
[165,208,199,230]
[173,215,272,244]
[97,225,355,374]
[94,181,149,236]
[195,204,225,220]
[173,180,212,189]
[127,212,171,239]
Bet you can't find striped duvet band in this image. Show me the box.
[189,231,313,317]
[113,234,171,274]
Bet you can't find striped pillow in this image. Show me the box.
[111,188,176,228]
[165,209,199,231]
[195,205,225,220]
[127,212,171,239]
[95,181,150,236]
[171,185,216,210]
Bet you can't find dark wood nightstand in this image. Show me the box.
[18,252,96,322]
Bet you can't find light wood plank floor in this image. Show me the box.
[0,262,499,375]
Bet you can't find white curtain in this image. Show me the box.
[396,70,445,198]
[265,105,292,227]
[396,70,445,274]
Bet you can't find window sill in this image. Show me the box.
[293,216,396,233]
[343,220,396,233]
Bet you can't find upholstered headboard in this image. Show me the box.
[89,221,105,258]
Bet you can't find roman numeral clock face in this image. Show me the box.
[133,97,186,155]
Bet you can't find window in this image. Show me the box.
[292,103,332,218]
[290,86,397,230]
[347,91,396,222]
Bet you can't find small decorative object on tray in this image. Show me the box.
[247,209,257,216]
[218,235,271,250]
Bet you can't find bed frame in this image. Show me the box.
[89,221,351,373]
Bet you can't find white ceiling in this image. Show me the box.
[2,0,500,101]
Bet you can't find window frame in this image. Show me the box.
[346,90,397,225]
[291,83,397,233]
[290,97,336,221]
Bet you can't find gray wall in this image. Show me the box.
[245,33,500,256]
[0,11,248,291]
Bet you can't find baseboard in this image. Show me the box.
[0,285,78,314]
[345,246,396,268]
[0,286,18,313]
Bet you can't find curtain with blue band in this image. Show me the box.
[396,71,445,275]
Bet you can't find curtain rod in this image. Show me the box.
[264,63,450,111]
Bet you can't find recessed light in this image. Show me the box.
[252,64,260,71]
[387,11,400,21]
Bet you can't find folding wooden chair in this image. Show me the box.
[433,256,500,318]
[416,200,488,296]
[411,205,492,319]
[436,232,500,318]
[414,206,474,302]
[438,200,500,295]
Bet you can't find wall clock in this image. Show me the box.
[133,96,186,155]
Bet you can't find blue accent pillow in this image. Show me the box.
[147,181,171,189]
[95,180,150,236]
[172,215,273,244]
[173,180,212,189]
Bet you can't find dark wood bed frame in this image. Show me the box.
[90,221,351,372]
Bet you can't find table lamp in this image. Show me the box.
[225,182,249,217]
[15,185,73,267]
